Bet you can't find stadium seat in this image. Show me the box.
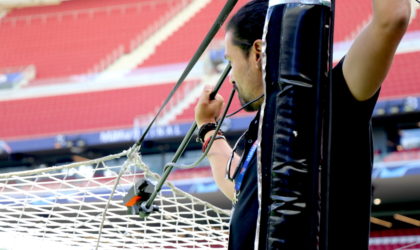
[0,0,184,82]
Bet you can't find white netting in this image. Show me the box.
[0,147,230,249]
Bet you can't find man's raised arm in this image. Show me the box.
[343,0,412,101]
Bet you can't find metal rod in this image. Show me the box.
[144,63,231,209]
[134,0,238,149]
[167,85,235,170]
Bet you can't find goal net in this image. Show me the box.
[0,146,230,249]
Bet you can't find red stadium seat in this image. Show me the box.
[0,0,184,82]
[0,82,177,139]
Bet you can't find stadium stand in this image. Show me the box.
[380,51,420,99]
[5,0,145,15]
[0,0,188,82]
[382,148,420,162]
[0,0,419,138]
[333,0,372,42]
[0,65,35,89]
[140,0,231,67]
[371,228,420,237]
[0,82,178,139]
[370,228,420,249]
[370,243,420,250]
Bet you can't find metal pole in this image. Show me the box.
[135,0,238,148]
[144,64,231,209]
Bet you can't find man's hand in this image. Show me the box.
[194,85,224,127]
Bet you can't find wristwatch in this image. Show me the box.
[197,123,218,143]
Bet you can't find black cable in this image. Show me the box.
[225,94,264,118]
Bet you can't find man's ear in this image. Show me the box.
[252,39,263,68]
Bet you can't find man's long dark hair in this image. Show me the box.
[226,0,268,56]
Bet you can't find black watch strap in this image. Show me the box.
[197,123,218,143]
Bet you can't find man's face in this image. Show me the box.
[224,31,264,111]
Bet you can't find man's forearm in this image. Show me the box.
[204,131,239,201]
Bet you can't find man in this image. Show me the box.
[194,0,411,249]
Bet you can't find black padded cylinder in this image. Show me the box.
[257,3,332,249]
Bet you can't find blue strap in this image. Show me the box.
[234,141,258,192]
